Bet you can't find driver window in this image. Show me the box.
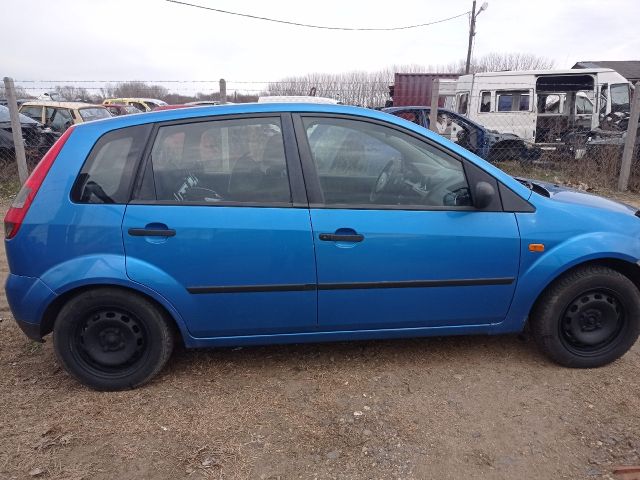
[302,117,471,208]
[46,107,73,133]
[149,118,291,204]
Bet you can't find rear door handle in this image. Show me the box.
[319,233,364,242]
[128,228,176,237]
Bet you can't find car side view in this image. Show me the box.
[5,103,640,391]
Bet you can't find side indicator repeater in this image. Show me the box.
[529,243,545,252]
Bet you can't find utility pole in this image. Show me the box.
[465,1,476,75]
[465,1,488,74]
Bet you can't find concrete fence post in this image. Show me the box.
[3,77,29,184]
[429,79,440,133]
[219,78,227,105]
[618,81,640,191]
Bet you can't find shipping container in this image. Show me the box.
[389,73,460,107]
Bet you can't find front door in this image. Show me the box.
[123,115,317,338]
[296,115,520,331]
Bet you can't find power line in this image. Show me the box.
[165,0,470,31]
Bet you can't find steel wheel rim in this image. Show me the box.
[72,307,148,376]
[559,289,626,356]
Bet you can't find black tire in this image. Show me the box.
[53,288,174,391]
[531,266,640,368]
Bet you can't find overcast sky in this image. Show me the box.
[3,0,639,95]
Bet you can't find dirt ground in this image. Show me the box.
[1,190,640,480]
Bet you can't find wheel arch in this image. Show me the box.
[527,257,640,324]
[40,284,189,346]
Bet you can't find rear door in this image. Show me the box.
[295,114,521,331]
[122,114,317,338]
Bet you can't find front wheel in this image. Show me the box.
[53,288,174,390]
[531,266,640,368]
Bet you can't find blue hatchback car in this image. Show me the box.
[5,103,640,390]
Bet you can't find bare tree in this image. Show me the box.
[0,84,32,101]
[470,52,555,72]
[102,81,170,100]
[53,85,91,102]
[266,53,555,107]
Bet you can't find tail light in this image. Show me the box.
[4,127,75,239]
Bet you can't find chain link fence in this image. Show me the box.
[385,80,640,193]
[1,77,639,198]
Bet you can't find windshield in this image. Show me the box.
[0,105,38,124]
[79,107,111,121]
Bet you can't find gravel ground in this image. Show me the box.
[1,192,640,480]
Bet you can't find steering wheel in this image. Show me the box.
[370,160,400,203]
[442,185,472,207]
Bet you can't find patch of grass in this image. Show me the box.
[24,341,44,356]
[0,178,21,199]
[497,160,569,184]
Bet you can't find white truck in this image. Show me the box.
[453,68,631,151]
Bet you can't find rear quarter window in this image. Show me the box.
[71,124,151,204]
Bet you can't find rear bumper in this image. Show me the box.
[5,273,57,342]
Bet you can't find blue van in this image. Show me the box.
[5,103,640,390]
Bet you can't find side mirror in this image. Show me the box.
[474,181,495,209]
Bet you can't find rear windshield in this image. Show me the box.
[71,124,151,204]
[79,107,111,121]
[0,105,38,124]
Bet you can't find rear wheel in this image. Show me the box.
[53,288,174,390]
[531,266,640,368]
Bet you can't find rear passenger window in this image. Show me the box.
[142,117,291,204]
[72,124,151,204]
[497,90,531,112]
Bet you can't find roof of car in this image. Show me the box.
[382,106,487,130]
[78,103,378,125]
[104,98,166,103]
[20,101,107,109]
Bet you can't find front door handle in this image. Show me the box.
[128,227,176,237]
[319,233,364,242]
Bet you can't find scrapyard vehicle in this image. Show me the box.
[454,68,631,156]
[0,105,57,167]
[103,98,168,112]
[383,106,541,162]
[19,101,111,135]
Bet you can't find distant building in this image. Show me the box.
[572,61,640,83]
